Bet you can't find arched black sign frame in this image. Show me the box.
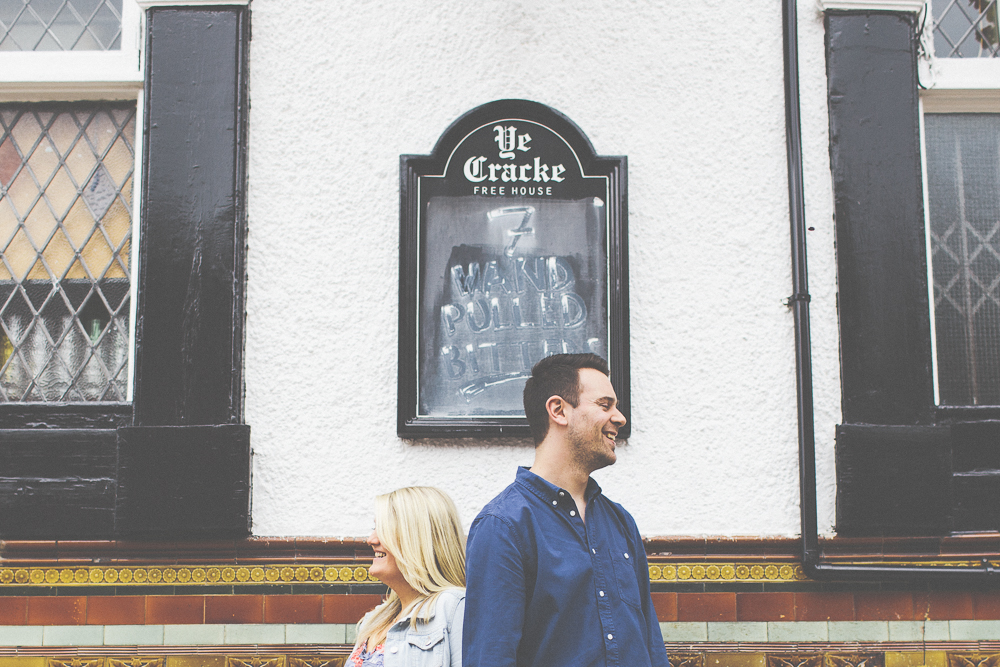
[398,99,629,438]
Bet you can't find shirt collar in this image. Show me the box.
[515,466,602,503]
[391,596,434,627]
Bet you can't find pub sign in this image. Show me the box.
[398,100,629,437]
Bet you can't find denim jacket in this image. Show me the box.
[383,588,465,667]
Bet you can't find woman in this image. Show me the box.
[350,486,466,667]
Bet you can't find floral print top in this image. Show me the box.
[349,641,384,667]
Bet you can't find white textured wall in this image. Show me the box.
[245,0,841,538]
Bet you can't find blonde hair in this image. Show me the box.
[355,486,466,650]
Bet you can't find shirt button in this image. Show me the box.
[559,491,565,496]
[624,553,630,559]
[607,634,614,641]
[552,500,558,506]
[599,590,605,597]
[592,548,596,554]
[570,510,576,516]
[390,647,398,654]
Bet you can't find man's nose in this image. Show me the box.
[611,408,626,428]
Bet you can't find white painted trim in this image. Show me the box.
[135,0,249,8]
[0,51,140,82]
[0,2,142,88]
[126,87,146,402]
[818,0,925,11]
[0,52,142,95]
[0,84,141,103]
[922,89,1000,112]
[120,0,143,53]
[917,98,941,407]
[924,58,1000,90]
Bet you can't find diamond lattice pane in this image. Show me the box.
[933,0,1000,57]
[44,166,76,217]
[4,228,34,280]
[0,102,135,402]
[0,0,122,51]
[0,137,18,185]
[23,201,58,262]
[25,135,61,188]
[926,114,1000,405]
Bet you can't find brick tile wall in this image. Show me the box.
[4,591,1000,625]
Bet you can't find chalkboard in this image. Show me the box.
[398,100,629,437]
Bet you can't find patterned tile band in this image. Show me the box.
[649,559,997,582]
[649,563,808,582]
[0,564,379,587]
[1,560,994,588]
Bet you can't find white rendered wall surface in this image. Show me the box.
[245,0,841,538]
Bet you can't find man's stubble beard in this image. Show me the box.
[567,420,616,473]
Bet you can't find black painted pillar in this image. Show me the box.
[827,11,934,426]
[118,6,251,537]
[134,7,248,427]
[828,12,950,536]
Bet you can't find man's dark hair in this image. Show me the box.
[523,353,610,445]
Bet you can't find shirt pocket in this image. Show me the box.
[611,549,643,610]
[404,628,446,667]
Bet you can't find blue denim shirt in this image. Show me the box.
[382,588,465,667]
[463,467,669,667]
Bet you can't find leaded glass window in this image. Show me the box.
[0,102,135,401]
[932,0,1000,57]
[0,0,123,51]
[926,114,1000,405]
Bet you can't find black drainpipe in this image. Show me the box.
[782,0,998,582]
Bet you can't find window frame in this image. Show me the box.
[824,2,1000,537]
[0,0,144,102]
[918,0,1000,413]
[0,0,252,540]
[0,0,145,408]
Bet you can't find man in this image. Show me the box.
[463,353,669,667]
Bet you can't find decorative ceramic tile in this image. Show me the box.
[284,625,347,645]
[651,563,807,583]
[826,654,884,667]
[668,654,705,667]
[828,622,889,642]
[767,621,828,642]
[107,659,164,667]
[224,625,285,645]
[949,653,1000,667]
[659,622,708,641]
[707,622,768,642]
[103,626,165,646]
[0,564,379,589]
[287,659,344,667]
[767,654,823,667]
[225,659,285,667]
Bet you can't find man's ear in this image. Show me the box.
[546,395,569,427]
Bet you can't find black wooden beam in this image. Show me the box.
[836,424,951,536]
[827,11,934,426]
[117,425,250,537]
[118,5,251,538]
[0,430,117,538]
[133,6,249,428]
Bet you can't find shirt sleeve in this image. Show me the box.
[448,595,465,667]
[631,522,670,667]
[463,513,527,667]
